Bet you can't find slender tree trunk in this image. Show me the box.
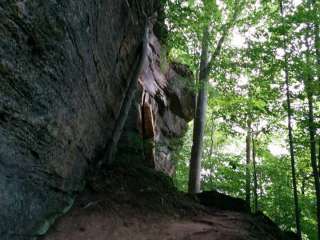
[312,0,320,81]
[284,52,302,240]
[313,0,320,174]
[188,27,210,194]
[208,111,216,160]
[305,20,320,239]
[252,136,258,213]
[319,139,320,176]
[245,120,251,210]
[188,2,237,194]
[279,1,302,237]
[301,177,305,196]
[306,74,320,240]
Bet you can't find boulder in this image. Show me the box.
[197,190,250,213]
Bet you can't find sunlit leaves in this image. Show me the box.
[167,0,319,238]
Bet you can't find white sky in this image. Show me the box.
[221,133,289,158]
[293,0,302,7]
[230,0,303,49]
[268,139,289,156]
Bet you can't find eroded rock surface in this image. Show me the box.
[117,31,195,175]
[0,1,158,239]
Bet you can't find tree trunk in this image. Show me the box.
[245,120,251,210]
[301,177,305,196]
[279,1,302,237]
[312,0,320,82]
[188,2,237,194]
[319,139,320,177]
[306,75,320,240]
[313,0,320,174]
[252,136,259,213]
[305,21,320,239]
[188,27,210,194]
[208,111,216,161]
[284,46,302,240]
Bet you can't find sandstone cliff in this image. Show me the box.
[117,30,195,175]
[0,0,154,238]
[0,1,194,239]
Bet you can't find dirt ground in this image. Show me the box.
[40,193,278,240]
[40,165,286,240]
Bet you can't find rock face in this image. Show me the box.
[0,1,159,239]
[0,0,194,239]
[116,30,195,175]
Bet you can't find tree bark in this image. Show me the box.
[312,0,320,82]
[284,48,302,240]
[305,74,320,240]
[208,111,216,161]
[279,1,302,238]
[301,177,305,196]
[245,120,251,210]
[252,136,259,213]
[312,0,320,174]
[304,21,320,240]
[188,26,210,194]
[319,139,320,177]
[188,2,240,194]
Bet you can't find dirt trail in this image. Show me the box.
[40,194,277,240]
[40,166,288,240]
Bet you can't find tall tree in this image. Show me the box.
[304,4,320,234]
[188,0,242,193]
[312,0,320,83]
[279,1,302,238]
[252,135,258,213]
[169,1,319,238]
[245,120,252,209]
[189,26,210,193]
[311,0,320,177]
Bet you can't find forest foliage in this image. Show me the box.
[163,0,320,239]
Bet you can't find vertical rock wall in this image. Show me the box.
[0,1,158,239]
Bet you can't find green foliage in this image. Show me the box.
[167,0,320,239]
